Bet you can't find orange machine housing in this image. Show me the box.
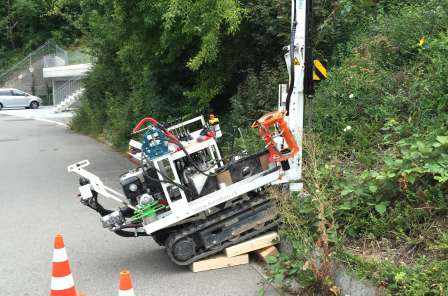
[252,111,300,162]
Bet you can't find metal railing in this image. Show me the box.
[53,79,82,106]
[0,40,68,84]
[67,50,95,65]
[0,39,92,106]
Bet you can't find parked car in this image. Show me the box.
[0,88,42,110]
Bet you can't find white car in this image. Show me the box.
[0,88,42,110]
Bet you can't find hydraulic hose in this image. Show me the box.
[82,194,114,216]
[133,116,218,177]
[113,229,150,237]
[134,116,254,179]
[153,120,225,177]
[141,153,196,195]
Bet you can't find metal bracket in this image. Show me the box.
[67,160,135,209]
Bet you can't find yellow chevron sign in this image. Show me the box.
[313,59,328,81]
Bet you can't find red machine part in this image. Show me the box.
[133,116,217,145]
[252,111,299,162]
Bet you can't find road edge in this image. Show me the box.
[0,112,70,128]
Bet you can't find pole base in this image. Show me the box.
[289,182,303,192]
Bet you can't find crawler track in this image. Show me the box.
[165,194,279,265]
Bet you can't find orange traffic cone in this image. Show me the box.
[50,233,78,296]
[118,270,135,296]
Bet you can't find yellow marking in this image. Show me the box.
[314,60,328,78]
[313,71,321,81]
[209,114,219,124]
[293,58,300,65]
[419,36,426,47]
[209,118,219,124]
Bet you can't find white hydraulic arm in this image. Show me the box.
[67,160,136,210]
[285,0,311,192]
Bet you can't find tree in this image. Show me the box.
[0,0,80,69]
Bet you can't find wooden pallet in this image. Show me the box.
[225,232,279,257]
[189,232,279,272]
[190,254,249,273]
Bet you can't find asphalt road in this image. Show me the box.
[0,114,274,295]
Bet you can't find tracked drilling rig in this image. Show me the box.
[68,0,313,266]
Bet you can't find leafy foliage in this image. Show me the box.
[0,0,80,69]
[265,1,448,294]
[70,0,294,146]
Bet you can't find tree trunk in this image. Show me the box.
[5,0,16,49]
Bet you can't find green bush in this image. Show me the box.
[270,1,448,294]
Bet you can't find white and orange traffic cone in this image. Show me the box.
[118,270,135,296]
[50,233,78,296]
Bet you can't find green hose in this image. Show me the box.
[132,202,166,221]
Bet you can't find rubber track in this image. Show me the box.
[166,195,279,265]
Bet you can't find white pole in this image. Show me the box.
[287,0,307,192]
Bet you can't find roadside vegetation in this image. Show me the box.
[1,0,447,294]
[266,1,448,295]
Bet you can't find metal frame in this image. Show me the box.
[67,160,135,209]
[149,137,223,213]
[68,159,283,234]
[167,115,205,132]
[142,168,282,234]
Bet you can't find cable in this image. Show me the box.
[114,229,149,238]
[141,153,196,195]
[285,0,298,114]
[164,125,274,178]
[158,123,226,177]
[147,168,195,195]
[137,118,265,179]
